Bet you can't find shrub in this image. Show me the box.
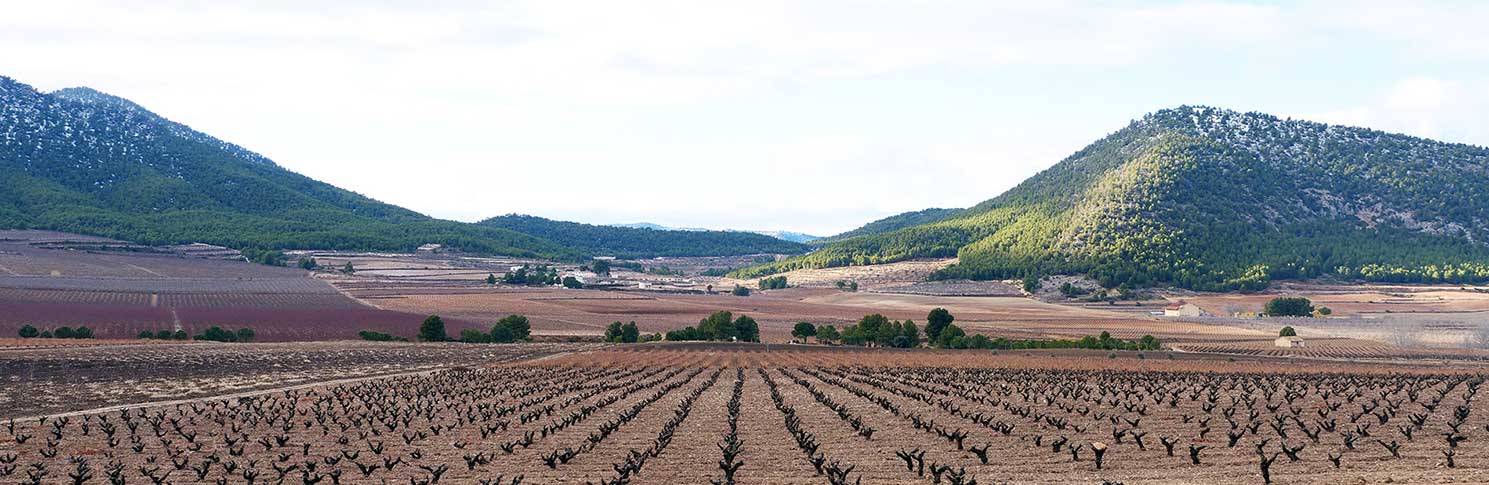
[731,285,751,297]
[173,330,188,340]
[74,326,94,339]
[419,315,448,342]
[1318,306,1332,315]
[758,276,788,290]
[236,328,255,342]
[138,330,154,339]
[18,324,38,338]
[39,330,53,338]
[1279,326,1297,337]
[816,325,840,344]
[359,330,407,342]
[492,314,532,343]
[195,326,251,342]
[156,329,176,340]
[1264,297,1313,317]
[460,328,491,343]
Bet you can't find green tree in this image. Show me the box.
[138,330,154,339]
[816,325,840,343]
[236,328,255,342]
[699,311,737,341]
[419,315,449,342]
[791,322,817,340]
[460,328,491,343]
[1264,297,1314,317]
[925,308,954,341]
[173,330,188,340]
[604,321,625,342]
[486,273,498,285]
[493,314,531,342]
[592,259,611,276]
[734,315,760,342]
[18,324,38,338]
[849,281,858,292]
[901,320,920,347]
[621,321,640,343]
[298,256,318,270]
[934,324,966,348]
[55,326,75,339]
[562,276,583,289]
[156,329,175,339]
[731,285,751,297]
[74,326,94,339]
[1318,307,1332,315]
[1022,276,1041,293]
[1279,326,1297,337]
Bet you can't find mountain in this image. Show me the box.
[0,76,575,258]
[610,222,819,243]
[815,208,962,244]
[737,106,1489,291]
[481,214,808,258]
[752,230,819,243]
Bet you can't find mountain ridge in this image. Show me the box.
[736,106,1489,290]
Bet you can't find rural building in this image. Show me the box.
[1275,336,1306,348]
[415,243,443,255]
[1163,301,1204,317]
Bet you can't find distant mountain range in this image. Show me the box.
[609,222,821,243]
[0,75,804,260]
[738,106,1489,291]
[481,215,806,258]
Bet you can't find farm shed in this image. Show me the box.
[1163,301,1204,317]
[1275,336,1306,348]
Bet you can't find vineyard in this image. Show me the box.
[2,345,1485,484]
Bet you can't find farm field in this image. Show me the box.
[351,285,1266,345]
[0,341,596,417]
[2,343,1485,484]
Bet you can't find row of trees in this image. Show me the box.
[664,311,761,342]
[416,314,533,343]
[193,326,256,343]
[18,325,94,339]
[603,321,662,343]
[358,330,408,342]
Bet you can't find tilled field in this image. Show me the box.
[0,342,595,417]
[2,345,1486,484]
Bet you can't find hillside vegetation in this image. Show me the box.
[737,106,1489,291]
[479,214,806,258]
[0,75,804,259]
[813,207,962,245]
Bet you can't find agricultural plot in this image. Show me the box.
[0,342,594,417]
[2,344,1485,484]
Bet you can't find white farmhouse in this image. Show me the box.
[1275,336,1306,348]
[1163,301,1204,317]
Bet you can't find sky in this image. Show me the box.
[4,1,1488,236]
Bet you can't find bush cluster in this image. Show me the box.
[758,276,788,290]
[194,326,256,343]
[19,325,94,339]
[138,329,189,340]
[358,330,409,342]
[665,311,760,342]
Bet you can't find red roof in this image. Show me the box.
[1164,301,1188,311]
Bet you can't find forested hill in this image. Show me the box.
[0,76,575,258]
[814,207,963,245]
[737,106,1489,291]
[479,214,807,258]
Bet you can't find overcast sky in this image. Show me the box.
[4,1,1488,236]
